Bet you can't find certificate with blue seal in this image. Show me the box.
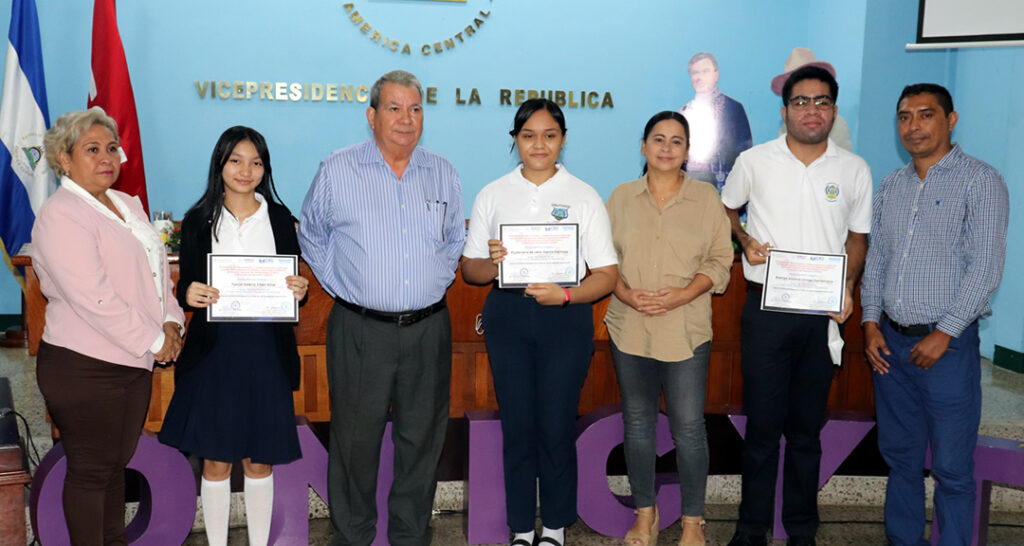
[207,254,299,322]
[761,249,846,315]
[498,223,579,288]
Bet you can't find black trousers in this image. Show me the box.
[325,303,451,546]
[482,288,594,532]
[736,291,835,537]
[36,341,151,546]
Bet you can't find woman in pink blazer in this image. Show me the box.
[31,107,185,545]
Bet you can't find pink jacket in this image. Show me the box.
[31,187,185,370]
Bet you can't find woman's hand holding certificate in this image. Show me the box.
[497,223,580,288]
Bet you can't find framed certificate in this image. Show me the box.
[761,249,846,315]
[207,254,299,322]
[498,223,580,288]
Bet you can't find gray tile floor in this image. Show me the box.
[4,345,1023,545]
[183,504,1024,545]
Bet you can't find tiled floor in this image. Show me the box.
[4,345,1023,545]
[181,504,1024,545]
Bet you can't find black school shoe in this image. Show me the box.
[787,536,817,546]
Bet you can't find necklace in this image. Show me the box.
[649,174,685,204]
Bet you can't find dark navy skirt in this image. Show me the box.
[159,322,301,465]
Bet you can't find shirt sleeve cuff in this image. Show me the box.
[696,266,728,294]
[149,332,166,354]
[936,315,969,338]
[860,306,882,325]
[721,195,745,210]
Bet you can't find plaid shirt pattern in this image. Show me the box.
[861,144,1009,336]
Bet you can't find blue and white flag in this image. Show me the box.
[0,0,54,284]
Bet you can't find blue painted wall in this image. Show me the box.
[856,0,1023,357]
[0,0,830,311]
[952,48,1024,354]
[1,0,1020,357]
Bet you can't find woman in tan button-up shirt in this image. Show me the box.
[605,111,733,546]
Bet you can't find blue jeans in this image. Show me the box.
[874,319,981,546]
[611,340,710,515]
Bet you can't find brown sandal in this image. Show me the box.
[624,505,659,546]
[678,515,706,546]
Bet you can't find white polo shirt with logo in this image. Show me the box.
[721,135,872,284]
[464,164,618,282]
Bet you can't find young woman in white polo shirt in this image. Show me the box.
[462,99,618,546]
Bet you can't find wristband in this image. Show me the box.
[562,287,571,307]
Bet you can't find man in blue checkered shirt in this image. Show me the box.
[860,83,1009,546]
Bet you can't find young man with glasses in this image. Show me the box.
[720,65,873,546]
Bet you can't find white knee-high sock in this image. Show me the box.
[201,476,231,546]
[541,526,565,544]
[513,530,536,545]
[244,474,274,546]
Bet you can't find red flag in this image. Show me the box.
[87,0,148,213]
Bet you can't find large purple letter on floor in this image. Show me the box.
[29,433,197,545]
[467,405,684,544]
[728,415,875,541]
[927,435,1024,546]
[576,405,682,536]
[29,421,396,546]
[270,419,394,546]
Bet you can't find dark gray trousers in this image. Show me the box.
[326,303,452,546]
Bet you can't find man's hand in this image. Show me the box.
[828,288,855,324]
[742,238,773,266]
[863,321,891,374]
[909,329,952,369]
[726,207,771,265]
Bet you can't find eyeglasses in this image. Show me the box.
[787,95,834,110]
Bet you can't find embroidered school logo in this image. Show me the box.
[824,183,840,202]
[550,204,569,221]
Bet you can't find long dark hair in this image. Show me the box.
[185,126,285,240]
[641,111,690,175]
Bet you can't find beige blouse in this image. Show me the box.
[604,174,733,362]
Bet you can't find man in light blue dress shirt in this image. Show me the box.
[299,69,464,546]
[861,83,1009,546]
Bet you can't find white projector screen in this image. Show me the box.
[917,0,1024,46]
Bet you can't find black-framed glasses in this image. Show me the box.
[787,95,834,110]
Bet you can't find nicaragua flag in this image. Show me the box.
[0,0,54,282]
